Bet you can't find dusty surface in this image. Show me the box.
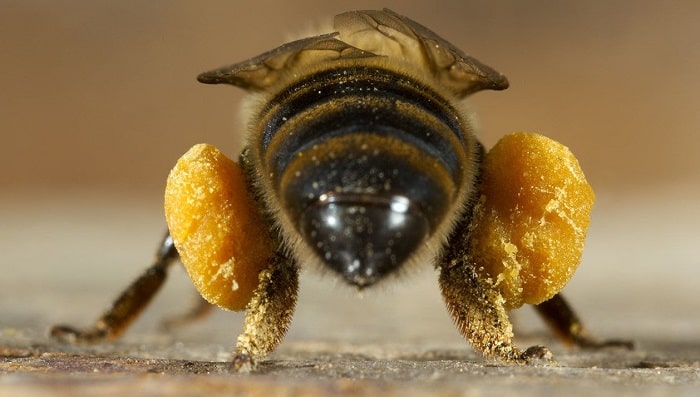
[1,1,699,396]
[0,326,698,396]
[1,321,699,396]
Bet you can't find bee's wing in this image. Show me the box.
[334,9,509,97]
[197,33,375,91]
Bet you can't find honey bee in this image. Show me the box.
[51,9,631,371]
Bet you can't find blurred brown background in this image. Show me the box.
[3,0,700,194]
[2,1,699,193]
[1,0,698,355]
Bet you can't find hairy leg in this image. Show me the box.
[232,254,299,372]
[438,259,551,364]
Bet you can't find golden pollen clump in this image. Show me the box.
[164,144,273,311]
[468,132,595,310]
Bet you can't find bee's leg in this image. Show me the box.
[160,293,215,331]
[437,214,552,364]
[438,260,551,364]
[231,254,299,372]
[51,232,179,343]
[534,293,634,350]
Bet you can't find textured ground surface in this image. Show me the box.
[0,335,698,397]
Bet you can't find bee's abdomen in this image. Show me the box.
[254,66,477,286]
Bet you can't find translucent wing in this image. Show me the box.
[198,9,508,96]
[197,33,375,91]
[334,9,509,97]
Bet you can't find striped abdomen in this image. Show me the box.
[250,64,481,287]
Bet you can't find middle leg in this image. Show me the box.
[534,293,634,350]
[51,232,180,343]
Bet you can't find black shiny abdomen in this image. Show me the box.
[255,65,476,287]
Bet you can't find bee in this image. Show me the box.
[51,9,632,371]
